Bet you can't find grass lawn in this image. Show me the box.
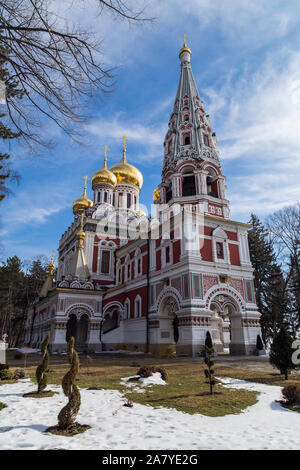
[22,357,260,417]
[2,353,300,417]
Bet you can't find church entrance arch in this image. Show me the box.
[159,295,180,346]
[65,307,91,351]
[208,292,243,355]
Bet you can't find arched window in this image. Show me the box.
[134,296,142,318]
[134,248,142,277]
[206,171,219,198]
[203,134,210,146]
[101,250,110,274]
[104,192,108,203]
[183,133,191,146]
[127,193,131,209]
[124,299,130,320]
[125,255,131,281]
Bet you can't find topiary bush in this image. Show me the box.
[204,331,216,395]
[137,366,168,381]
[36,333,50,393]
[46,336,90,436]
[23,333,55,398]
[281,384,300,405]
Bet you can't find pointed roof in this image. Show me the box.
[66,213,90,279]
[163,37,220,170]
[39,253,55,298]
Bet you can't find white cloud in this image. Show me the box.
[198,48,300,219]
[50,0,298,68]
[85,113,166,163]
[211,50,300,161]
[0,183,73,236]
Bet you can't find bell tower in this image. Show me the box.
[154,36,229,220]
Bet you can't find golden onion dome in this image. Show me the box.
[73,177,93,213]
[138,208,146,217]
[179,34,191,57]
[153,187,160,203]
[109,148,143,191]
[91,155,117,188]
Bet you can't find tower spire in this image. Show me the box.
[121,136,128,163]
[102,145,109,167]
[83,176,89,196]
[66,212,90,279]
[163,37,219,172]
[39,250,55,297]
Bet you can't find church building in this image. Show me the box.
[24,39,261,356]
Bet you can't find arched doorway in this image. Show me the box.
[66,314,77,342]
[76,314,89,350]
[159,295,180,347]
[102,309,119,334]
[66,310,90,351]
[208,294,243,354]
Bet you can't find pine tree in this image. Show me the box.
[0,256,49,346]
[263,265,288,338]
[203,331,215,395]
[287,252,300,335]
[270,326,295,380]
[248,214,285,343]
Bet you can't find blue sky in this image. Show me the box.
[1,0,300,263]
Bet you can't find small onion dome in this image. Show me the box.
[73,179,93,213]
[109,150,143,191]
[153,187,160,202]
[91,156,117,188]
[138,209,146,217]
[179,35,191,57]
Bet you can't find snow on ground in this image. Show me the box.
[16,348,41,355]
[0,378,299,450]
[95,350,146,355]
[121,372,166,388]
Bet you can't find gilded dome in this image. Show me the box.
[91,156,117,188]
[109,150,143,191]
[179,34,191,57]
[153,187,160,203]
[73,178,93,213]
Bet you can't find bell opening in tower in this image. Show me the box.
[182,171,196,197]
[166,182,173,202]
[207,175,219,198]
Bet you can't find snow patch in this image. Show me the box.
[16,348,41,355]
[121,372,166,388]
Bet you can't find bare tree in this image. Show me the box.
[266,203,300,264]
[0,0,152,147]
